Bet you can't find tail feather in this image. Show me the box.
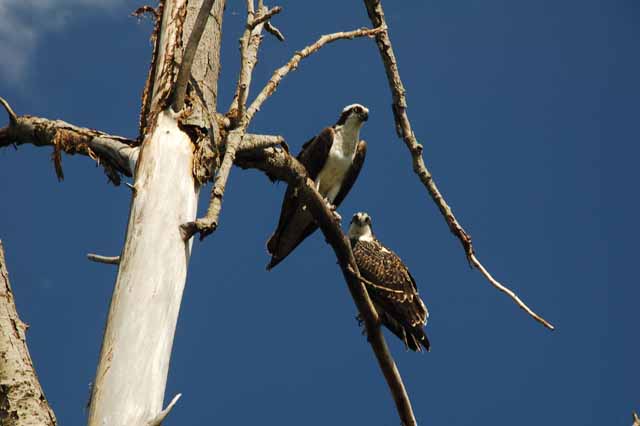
[379,310,430,352]
[265,209,317,270]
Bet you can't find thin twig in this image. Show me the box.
[235,144,417,426]
[171,0,217,112]
[0,96,18,126]
[264,21,285,41]
[87,254,120,265]
[147,393,181,426]
[248,6,282,29]
[229,0,267,120]
[244,25,385,125]
[362,0,554,330]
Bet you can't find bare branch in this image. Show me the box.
[0,241,57,426]
[171,0,217,112]
[0,96,17,125]
[190,25,383,241]
[228,1,268,120]
[264,21,285,41]
[248,6,282,29]
[362,0,554,330]
[238,133,285,152]
[0,110,138,185]
[244,25,385,126]
[180,133,284,240]
[235,145,417,426]
[147,393,182,426]
[87,253,120,265]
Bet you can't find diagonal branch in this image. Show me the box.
[180,133,285,240]
[171,0,217,112]
[362,0,554,330]
[0,100,138,185]
[248,5,282,30]
[235,145,417,426]
[228,1,276,121]
[0,240,57,426]
[244,25,385,126]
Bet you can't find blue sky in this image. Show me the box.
[0,1,637,425]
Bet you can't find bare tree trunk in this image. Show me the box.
[87,1,225,425]
[0,241,57,426]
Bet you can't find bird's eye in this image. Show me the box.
[354,106,362,113]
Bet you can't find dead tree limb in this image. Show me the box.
[362,0,554,330]
[183,24,386,241]
[0,240,57,426]
[235,145,417,426]
[87,254,121,265]
[244,25,385,125]
[0,98,137,185]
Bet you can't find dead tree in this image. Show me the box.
[0,241,57,426]
[0,1,554,425]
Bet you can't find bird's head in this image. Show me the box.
[335,103,369,127]
[348,211,374,242]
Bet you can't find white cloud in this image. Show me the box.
[0,0,126,83]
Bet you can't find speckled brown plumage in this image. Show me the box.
[351,238,430,352]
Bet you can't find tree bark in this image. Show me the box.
[0,241,57,426]
[87,1,225,425]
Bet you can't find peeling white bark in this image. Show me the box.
[87,111,198,426]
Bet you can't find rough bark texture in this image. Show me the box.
[0,112,137,185]
[87,1,226,425]
[0,241,57,426]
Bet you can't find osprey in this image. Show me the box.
[348,212,430,352]
[267,104,369,269]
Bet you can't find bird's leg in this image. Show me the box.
[324,198,342,222]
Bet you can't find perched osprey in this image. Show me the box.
[348,212,430,352]
[266,104,369,269]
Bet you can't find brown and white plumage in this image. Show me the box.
[348,212,430,352]
[266,104,369,269]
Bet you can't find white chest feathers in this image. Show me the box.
[316,128,358,202]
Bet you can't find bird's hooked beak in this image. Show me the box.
[360,109,369,122]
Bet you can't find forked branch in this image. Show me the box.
[184,24,385,240]
[235,145,417,426]
[362,0,554,330]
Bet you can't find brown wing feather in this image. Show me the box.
[266,128,335,269]
[352,239,430,351]
[297,127,334,179]
[332,140,367,208]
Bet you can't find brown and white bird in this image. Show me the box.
[266,104,369,269]
[348,212,430,352]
